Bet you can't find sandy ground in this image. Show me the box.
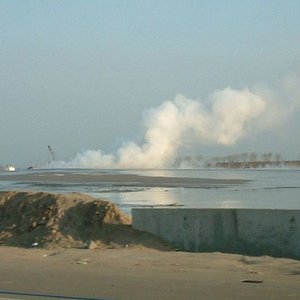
[0,246,300,300]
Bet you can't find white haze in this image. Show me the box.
[50,87,272,169]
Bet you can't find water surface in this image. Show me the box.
[1,168,299,214]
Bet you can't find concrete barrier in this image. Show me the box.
[132,208,300,259]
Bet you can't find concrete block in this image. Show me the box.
[132,208,300,259]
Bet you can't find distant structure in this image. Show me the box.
[47,145,56,163]
[5,165,16,172]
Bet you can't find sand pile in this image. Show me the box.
[0,191,170,250]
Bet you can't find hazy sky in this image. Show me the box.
[1,0,300,167]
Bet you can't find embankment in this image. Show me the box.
[0,191,170,250]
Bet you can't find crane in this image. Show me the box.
[48,145,56,163]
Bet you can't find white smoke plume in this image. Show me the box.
[51,87,270,169]
[116,88,266,168]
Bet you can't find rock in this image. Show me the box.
[31,221,37,229]
[87,240,98,250]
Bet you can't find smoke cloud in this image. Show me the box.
[51,86,272,169]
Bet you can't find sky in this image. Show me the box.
[1,0,300,168]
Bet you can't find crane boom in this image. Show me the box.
[48,145,56,162]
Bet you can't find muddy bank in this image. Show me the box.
[0,172,248,188]
[0,191,171,250]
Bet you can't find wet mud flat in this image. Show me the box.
[0,172,248,188]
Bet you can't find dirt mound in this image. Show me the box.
[0,191,171,250]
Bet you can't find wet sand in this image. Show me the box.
[0,172,247,188]
[0,246,300,300]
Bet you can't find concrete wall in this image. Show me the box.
[132,208,300,259]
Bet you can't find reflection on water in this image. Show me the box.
[98,185,300,215]
[1,168,300,215]
[89,188,178,215]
